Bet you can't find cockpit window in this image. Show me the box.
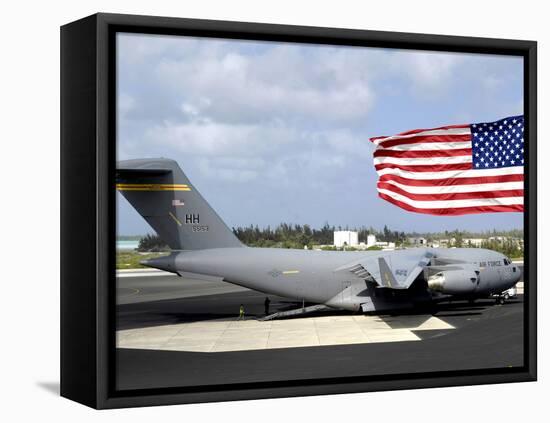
[503,258,511,265]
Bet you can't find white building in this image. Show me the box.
[488,236,507,243]
[334,231,359,247]
[367,234,376,248]
[464,238,484,247]
[408,237,427,246]
[375,241,396,250]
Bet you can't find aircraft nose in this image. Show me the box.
[140,254,177,273]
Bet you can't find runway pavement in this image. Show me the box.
[115,267,525,391]
[117,270,248,305]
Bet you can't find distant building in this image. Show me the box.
[334,231,359,247]
[366,234,376,248]
[375,241,396,250]
[511,237,524,248]
[408,237,427,246]
[464,238,484,247]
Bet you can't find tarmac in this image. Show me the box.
[115,266,525,391]
[117,313,455,352]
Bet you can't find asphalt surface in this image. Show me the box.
[117,273,248,306]
[115,268,525,391]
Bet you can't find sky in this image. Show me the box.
[116,32,524,236]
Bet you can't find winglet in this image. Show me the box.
[378,257,398,288]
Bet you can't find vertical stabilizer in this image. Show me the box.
[116,158,243,250]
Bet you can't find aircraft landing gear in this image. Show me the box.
[496,296,505,305]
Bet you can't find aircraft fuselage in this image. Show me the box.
[143,247,521,312]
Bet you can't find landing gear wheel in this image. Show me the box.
[496,296,505,305]
[503,293,510,301]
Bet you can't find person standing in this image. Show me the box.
[264,297,271,316]
[238,304,245,320]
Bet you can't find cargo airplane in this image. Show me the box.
[117,159,521,316]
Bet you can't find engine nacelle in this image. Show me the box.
[427,269,479,295]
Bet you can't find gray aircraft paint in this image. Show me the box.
[117,159,521,313]
[117,158,242,250]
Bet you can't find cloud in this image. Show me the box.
[150,43,376,126]
[403,50,462,90]
[118,92,136,117]
[116,33,523,230]
[197,157,260,183]
[143,120,296,157]
[138,117,364,185]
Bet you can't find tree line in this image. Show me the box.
[134,223,523,258]
[232,223,407,249]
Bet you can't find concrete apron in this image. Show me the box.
[117,314,455,353]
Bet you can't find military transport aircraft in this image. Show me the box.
[117,158,521,317]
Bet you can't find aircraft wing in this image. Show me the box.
[337,250,434,289]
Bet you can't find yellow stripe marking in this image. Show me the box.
[116,183,191,191]
[117,184,189,187]
[168,212,182,226]
[282,270,300,275]
[118,188,191,191]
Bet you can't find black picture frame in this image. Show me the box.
[60,12,537,409]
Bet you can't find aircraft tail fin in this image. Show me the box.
[116,158,243,250]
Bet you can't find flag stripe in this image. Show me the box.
[378,188,523,208]
[374,147,472,159]
[374,156,472,166]
[378,192,524,216]
[376,165,523,179]
[375,162,473,173]
[378,173,524,187]
[377,182,524,201]
[381,179,524,194]
[374,134,472,149]
[380,141,472,151]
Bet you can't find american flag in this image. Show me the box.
[370,115,524,216]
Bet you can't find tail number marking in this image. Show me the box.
[185,214,200,224]
[183,213,208,231]
[192,225,209,232]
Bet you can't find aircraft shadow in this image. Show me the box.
[116,291,521,331]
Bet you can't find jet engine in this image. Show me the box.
[427,269,479,295]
